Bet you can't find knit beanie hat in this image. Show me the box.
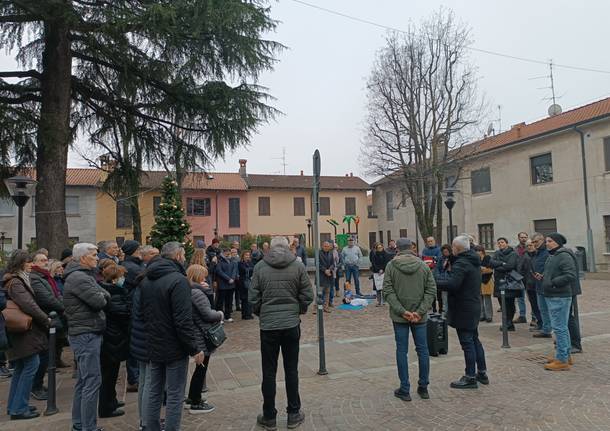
[121,240,140,256]
[547,232,567,246]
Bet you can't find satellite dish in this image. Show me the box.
[548,104,562,117]
[486,123,495,136]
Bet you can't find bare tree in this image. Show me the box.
[361,9,485,242]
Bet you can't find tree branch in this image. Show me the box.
[0,14,40,23]
[0,70,41,79]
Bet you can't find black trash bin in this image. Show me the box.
[575,246,587,277]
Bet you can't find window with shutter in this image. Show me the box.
[399,229,408,238]
[533,219,557,236]
[258,197,270,216]
[293,197,305,216]
[478,224,494,250]
[345,197,356,215]
[153,196,161,215]
[229,198,240,227]
[319,197,330,215]
[604,215,610,252]
[386,191,394,221]
[116,199,132,228]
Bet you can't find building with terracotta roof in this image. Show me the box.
[372,96,610,272]
[0,168,102,251]
[239,160,373,247]
[95,170,249,246]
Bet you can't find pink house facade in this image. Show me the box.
[181,172,248,245]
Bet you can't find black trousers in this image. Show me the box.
[503,297,516,328]
[526,289,542,326]
[98,351,121,416]
[261,325,301,419]
[216,289,234,319]
[239,286,252,318]
[187,355,211,404]
[568,295,582,349]
[33,349,49,390]
[235,288,241,310]
[432,290,443,313]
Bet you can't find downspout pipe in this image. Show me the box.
[573,126,596,272]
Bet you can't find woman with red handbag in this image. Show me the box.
[3,250,50,420]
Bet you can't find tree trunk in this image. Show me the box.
[130,194,142,243]
[35,19,72,258]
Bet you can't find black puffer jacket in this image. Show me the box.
[191,283,223,355]
[140,257,199,363]
[129,272,148,363]
[121,255,144,292]
[63,262,110,336]
[490,247,520,298]
[370,250,389,273]
[100,281,131,362]
[435,250,482,330]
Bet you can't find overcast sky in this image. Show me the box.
[4,0,610,180]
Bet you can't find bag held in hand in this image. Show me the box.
[204,322,227,350]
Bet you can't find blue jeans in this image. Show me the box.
[456,328,487,377]
[546,296,572,362]
[537,293,552,335]
[345,264,361,295]
[7,354,39,415]
[70,332,102,431]
[138,361,150,428]
[392,322,430,393]
[146,357,189,431]
[127,355,139,385]
[517,294,526,317]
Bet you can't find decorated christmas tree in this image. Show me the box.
[150,176,194,258]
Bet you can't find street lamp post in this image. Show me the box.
[306,219,312,247]
[4,176,37,249]
[443,188,458,243]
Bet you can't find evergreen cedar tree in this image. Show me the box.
[0,1,282,257]
[150,176,193,260]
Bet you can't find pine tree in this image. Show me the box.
[150,176,193,258]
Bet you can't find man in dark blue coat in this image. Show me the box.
[436,235,488,389]
[140,242,204,431]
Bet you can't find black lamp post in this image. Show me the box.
[4,176,37,249]
[306,218,312,247]
[0,231,5,254]
[443,188,458,243]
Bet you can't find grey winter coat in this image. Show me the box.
[29,270,64,315]
[249,245,314,331]
[191,283,223,354]
[63,261,110,336]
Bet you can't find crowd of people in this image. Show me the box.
[380,230,582,403]
[0,235,314,430]
[0,228,583,429]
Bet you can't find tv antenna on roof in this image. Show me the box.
[273,147,288,175]
[530,59,563,116]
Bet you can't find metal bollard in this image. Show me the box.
[44,311,59,416]
[500,289,510,349]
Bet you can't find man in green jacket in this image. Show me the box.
[541,232,577,371]
[383,238,437,402]
[249,236,313,430]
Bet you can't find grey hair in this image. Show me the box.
[73,243,98,260]
[452,235,471,251]
[532,232,545,241]
[270,236,289,248]
[97,240,117,253]
[140,245,157,255]
[161,241,184,258]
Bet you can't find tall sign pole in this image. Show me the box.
[312,149,327,375]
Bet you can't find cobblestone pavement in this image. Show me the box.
[1,278,609,431]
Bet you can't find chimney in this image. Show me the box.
[238,159,247,178]
[349,172,353,177]
[511,122,526,138]
[300,170,304,176]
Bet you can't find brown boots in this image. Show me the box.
[544,354,573,371]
